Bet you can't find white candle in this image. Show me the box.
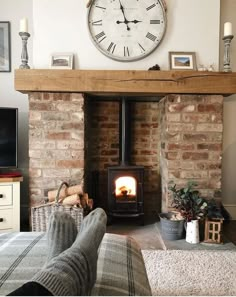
[20,18,28,33]
[224,22,232,36]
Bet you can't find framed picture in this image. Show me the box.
[169,51,197,70]
[50,53,73,69]
[0,22,11,72]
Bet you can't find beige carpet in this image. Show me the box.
[142,250,236,296]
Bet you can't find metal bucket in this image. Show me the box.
[159,212,185,241]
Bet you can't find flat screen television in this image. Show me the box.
[0,107,18,168]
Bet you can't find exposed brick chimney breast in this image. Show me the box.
[159,94,223,211]
[28,92,223,217]
[29,92,85,205]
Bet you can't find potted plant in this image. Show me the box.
[169,181,208,222]
[168,181,208,243]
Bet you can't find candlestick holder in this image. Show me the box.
[223,34,234,72]
[19,32,30,69]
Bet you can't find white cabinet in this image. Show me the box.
[0,177,22,232]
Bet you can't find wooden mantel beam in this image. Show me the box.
[14,69,236,96]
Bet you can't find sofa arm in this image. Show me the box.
[91,233,152,296]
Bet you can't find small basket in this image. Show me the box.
[31,182,84,232]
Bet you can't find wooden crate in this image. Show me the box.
[204,218,224,244]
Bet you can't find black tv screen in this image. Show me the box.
[0,108,18,168]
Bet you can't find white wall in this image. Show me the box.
[0,0,32,169]
[32,0,220,70]
[220,0,236,219]
[0,0,33,228]
[7,0,236,225]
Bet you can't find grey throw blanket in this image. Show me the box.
[0,232,151,296]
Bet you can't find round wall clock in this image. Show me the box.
[87,0,167,62]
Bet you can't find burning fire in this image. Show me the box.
[115,176,136,197]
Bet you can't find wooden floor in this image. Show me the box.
[223,220,236,245]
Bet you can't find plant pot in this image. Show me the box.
[159,212,185,241]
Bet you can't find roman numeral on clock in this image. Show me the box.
[95,5,106,10]
[95,31,106,43]
[107,42,116,53]
[146,4,156,11]
[146,32,157,42]
[138,43,145,52]
[92,20,102,26]
[124,46,129,57]
[150,20,160,24]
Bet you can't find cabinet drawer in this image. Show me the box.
[0,185,13,206]
[0,209,13,230]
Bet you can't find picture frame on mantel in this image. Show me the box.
[0,21,11,72]
[50,53,73,69]
[169,51,197,70]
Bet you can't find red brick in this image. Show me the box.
[167,143,195,151]
[43,93,50,100]
[43,112,70,121]
[182,152,209,160]
[140,150,157,155]
[165,152,179,160]
[46,132,71,140]
[198,104,222,113]
[56,160,84,168]
[101,123,119,129]
[180,170,208,179]
[197,143,222,151]
[100,150,118,156]
[58,122,84,130]
[56,102,83,112]
[29,102,55,111]
[167,123,195,132]
[168,104,195,113]
[182,114,210,123]
[196,123,223,132]
[183,134,208,142]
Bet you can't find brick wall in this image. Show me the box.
[29,92,85,206]
[160,95,223,211]
[27,93,224,218]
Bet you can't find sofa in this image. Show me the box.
[0,232,152,296]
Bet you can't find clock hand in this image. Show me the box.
[118,0,130,31]
[116,19,142,24]
[129,20,142,24]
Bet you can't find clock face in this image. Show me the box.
[87,0,167,62]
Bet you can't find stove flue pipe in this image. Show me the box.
[119,97,131,166]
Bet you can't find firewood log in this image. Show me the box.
[59,193,81,206]
[48,184,83,202]
[80,193,89,208]
[87,198,93,210]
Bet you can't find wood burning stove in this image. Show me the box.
[107,98,144,223]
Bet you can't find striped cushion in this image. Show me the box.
[0,232,151,296]
[92,233,152,296]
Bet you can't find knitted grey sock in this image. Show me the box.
[32,208,107,296]
[46,212,78,262]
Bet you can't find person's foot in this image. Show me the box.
[32,208,107,296]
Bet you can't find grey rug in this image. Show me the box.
[142,249,236,296]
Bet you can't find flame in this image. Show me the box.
[115,176,136,196]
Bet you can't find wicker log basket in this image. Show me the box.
[31,182,84,232]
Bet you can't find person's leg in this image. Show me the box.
[46,211,78,262]
[8,211,78,296]
[8,281,53,296]
[31,208,107,296]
